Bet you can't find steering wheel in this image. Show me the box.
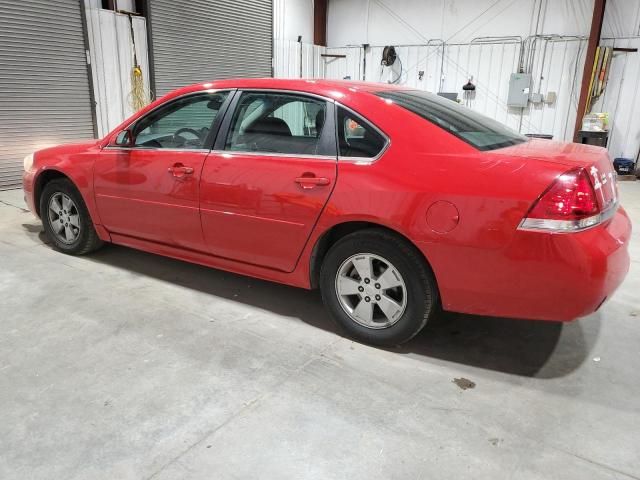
[174,127,202,140]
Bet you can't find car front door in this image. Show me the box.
[94,90,232,251]
[200,90,337,272]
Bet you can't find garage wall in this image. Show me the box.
[274,40,326,78]
[602,0,640,38]
[327,0,595,47]
[595,37,640,159]
[84,3,151,137]
[273,0,324,79]
[324,40,588,141]
[148,0,273,97]
[324,0,594,143]
[274,0,315,43]
[0,0,96,190]
[597,1,640,159]
[324,0,640,154]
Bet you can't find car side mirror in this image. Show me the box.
[113,129,133,147]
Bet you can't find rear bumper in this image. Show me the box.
[422,206,631,321]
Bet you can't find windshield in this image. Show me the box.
[374,90,527,151]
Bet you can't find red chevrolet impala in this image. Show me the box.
[23,78,631,345]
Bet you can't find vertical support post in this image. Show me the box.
[141,0,156,99]
[573,0,606,141]
[298,35,303,78]
[79,0,99,138]
[362,44,369,81]
[314,0,327,47]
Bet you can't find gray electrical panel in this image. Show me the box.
[507,73,532,108]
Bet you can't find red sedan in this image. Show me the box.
[23,78,631,346]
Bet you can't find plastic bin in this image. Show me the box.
[613,158,636,175]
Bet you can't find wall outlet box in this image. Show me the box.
[507,73,532,108]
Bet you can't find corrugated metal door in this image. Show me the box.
[148,0,272,96]
[0,0,95,190]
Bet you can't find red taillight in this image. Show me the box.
[519,168,608,232]
[528,168,599,220]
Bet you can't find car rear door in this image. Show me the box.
[199,90,337,272]
[94,90,233,251]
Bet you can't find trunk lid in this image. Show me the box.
[494,139,618,211]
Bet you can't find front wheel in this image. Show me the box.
[40,178,103,255]
[320,229,438,346]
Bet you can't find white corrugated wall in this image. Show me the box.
[84,1,151,137]
[308,0,640,159]
[594,37,640,159]
[274,39,326,78]
[322,39,589,143]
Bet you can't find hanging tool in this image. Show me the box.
[125,12,150,111]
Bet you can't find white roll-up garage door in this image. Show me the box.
[148,0,273,96]
[0,1,96,190]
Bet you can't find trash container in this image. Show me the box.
[578,130,609,147]
[613,158,636,175]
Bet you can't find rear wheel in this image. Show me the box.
[40,179,103,255]
[320,229,437,346]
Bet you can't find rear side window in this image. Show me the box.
[375,90,526,151]
[225,92,328,155]
[337,107,386,158]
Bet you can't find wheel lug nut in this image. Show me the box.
[364,278,370,284]
[375,283,381,289]
[364,296,370,302]
[358,286,364,292]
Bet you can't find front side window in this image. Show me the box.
[225,92,327,155]
[337,107,386,158]
[133,91,229,149]
[374,90,527,151]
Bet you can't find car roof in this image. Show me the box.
[164,78,409,102]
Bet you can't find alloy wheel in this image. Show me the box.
[48,192,81,244]
[334,253,407,329]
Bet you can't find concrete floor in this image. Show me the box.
[0,184,639,480]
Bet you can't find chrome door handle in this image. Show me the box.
[295,176,331,189]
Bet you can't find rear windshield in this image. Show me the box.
[374,90,527,151]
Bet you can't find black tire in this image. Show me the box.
[40,178,103,255]
[319,229,437,346]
